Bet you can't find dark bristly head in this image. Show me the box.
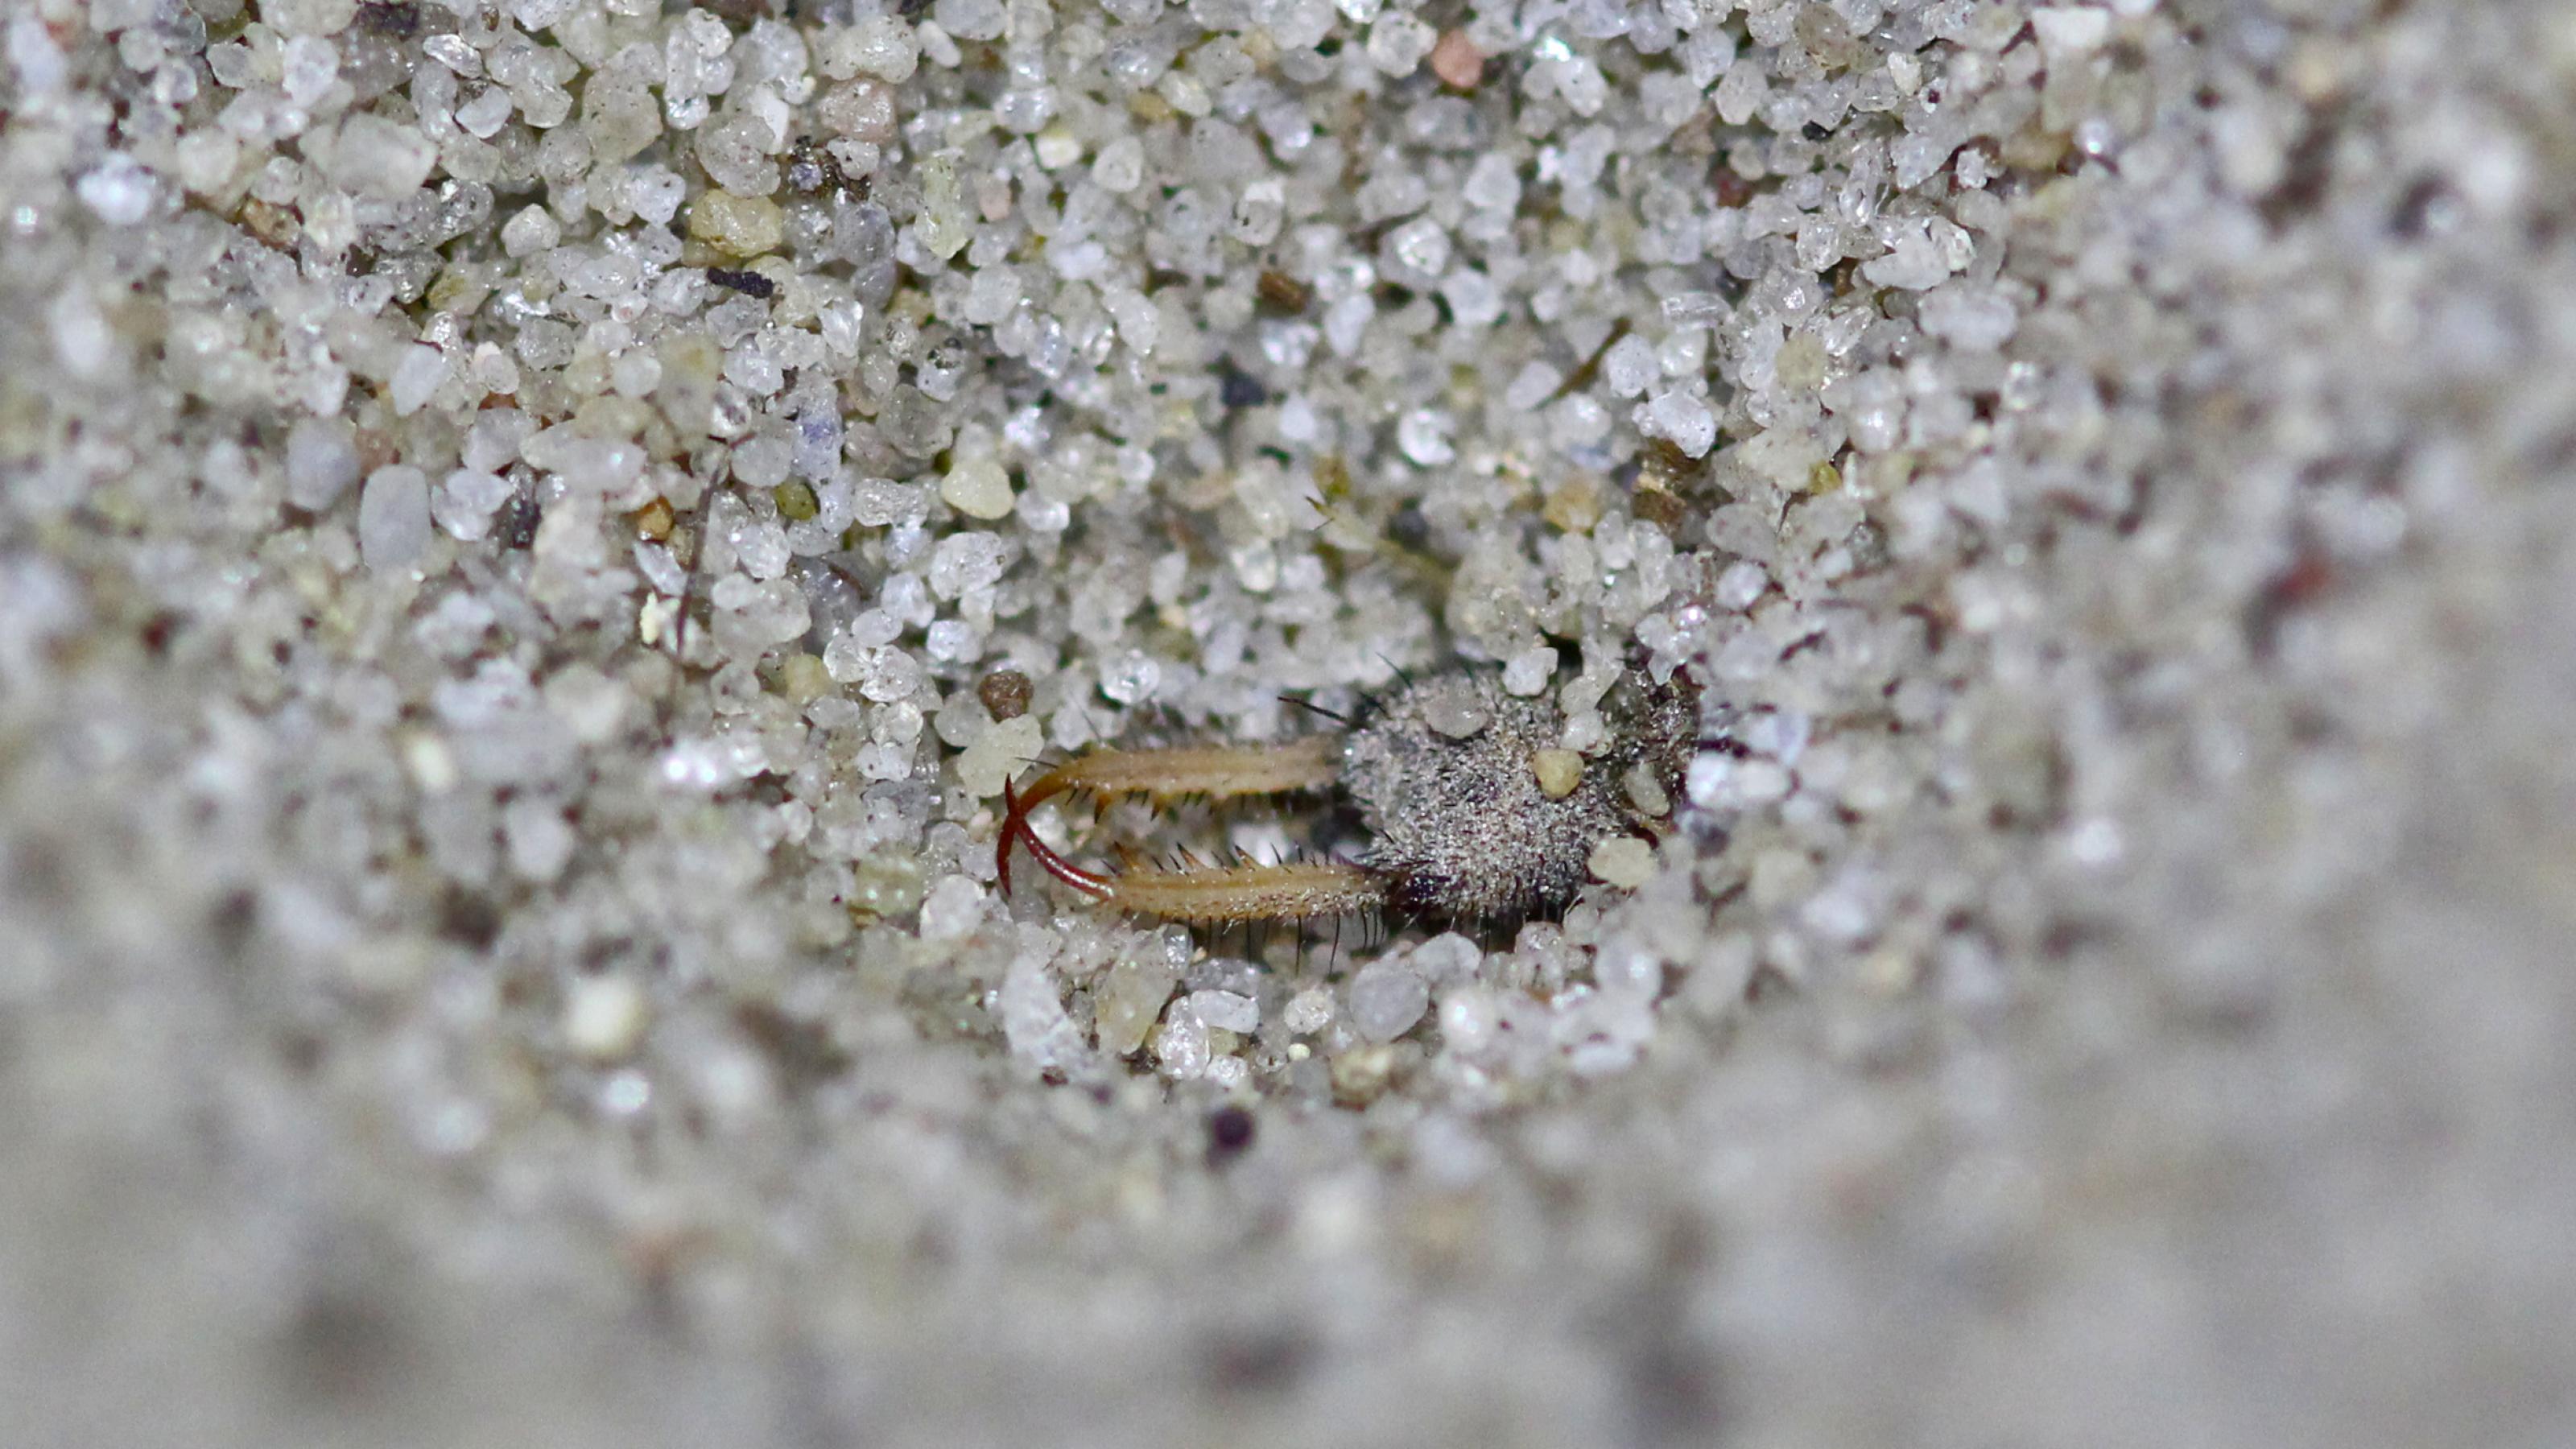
[1341,666,1700,927]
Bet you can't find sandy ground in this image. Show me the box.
[5,2,2574,1446]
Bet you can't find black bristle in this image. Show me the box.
[1281,694,1350,724]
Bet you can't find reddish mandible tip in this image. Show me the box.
[997,774,1113,902]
